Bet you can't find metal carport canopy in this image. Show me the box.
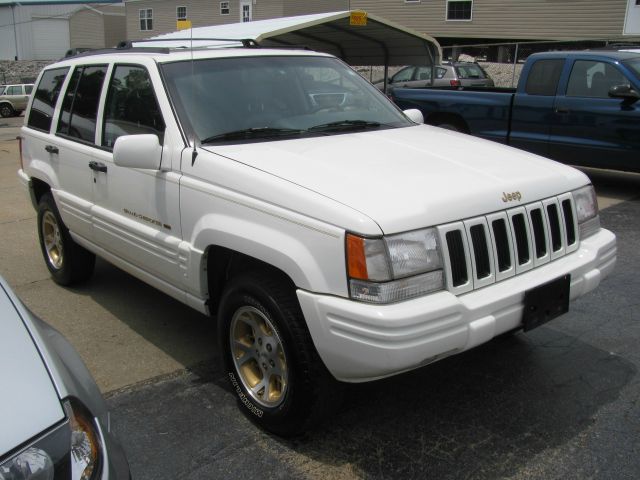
[147,10,441,67]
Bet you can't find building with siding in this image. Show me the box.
[0,0,125,60]
[350,0,640,44]
[124,0,348,40]
[70,4,126,51]
[123,0,640,46]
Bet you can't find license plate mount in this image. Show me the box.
[523,274,571,332]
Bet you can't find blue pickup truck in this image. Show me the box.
[391,50,640,173]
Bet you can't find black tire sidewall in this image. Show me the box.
[0,104,14,118]
[218,275,317,435]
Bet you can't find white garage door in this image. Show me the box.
[625,0,640,35]
[32,18,70,60]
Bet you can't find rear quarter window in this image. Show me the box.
[455,65,486,79]
[525,59,564,96]
[27,68,69,132]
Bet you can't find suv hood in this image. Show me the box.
[204,125,589,234]
[0,284,64,457]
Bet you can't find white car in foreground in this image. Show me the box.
[0,275,130,479]
[18,44,616,436]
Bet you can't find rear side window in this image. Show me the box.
[455,64,486,79]
[102,65,165,148]
[392,67,415,83]
[6,86,22,95]
[28,68,69,132]
[57,65,107,143]
[525,59,564,96]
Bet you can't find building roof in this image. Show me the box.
[0,0,120,5]
[145,10,442,67]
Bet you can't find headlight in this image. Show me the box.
[0,399,102,480]
[346,228,444,304]
[64,399,101,480]
[572,185,600,239]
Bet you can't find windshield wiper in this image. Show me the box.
[307,120,383,133]
[202,127,304,143]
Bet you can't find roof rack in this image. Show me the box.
[118,38,260,49]
[62,37,261,59]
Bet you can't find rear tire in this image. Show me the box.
[218,270,340,437]
[0,103,14,118]
[37,193,95,285]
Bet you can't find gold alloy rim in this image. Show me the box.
[42,211,64,269]
[230,306,288,408]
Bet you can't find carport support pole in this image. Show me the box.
[12,6,18,60]
[511,42,519,88]
[384,63,389,94]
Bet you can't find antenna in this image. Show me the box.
[190,22,198,166]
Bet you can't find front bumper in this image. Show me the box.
[298,228,616,382]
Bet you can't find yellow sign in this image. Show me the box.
[177,20,192,31]
[349,11,367,26]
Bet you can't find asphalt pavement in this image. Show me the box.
[1,115,639,479]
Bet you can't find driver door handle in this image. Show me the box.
[45,145,58,154]
[88,161,107,173]
[554,107,570,114]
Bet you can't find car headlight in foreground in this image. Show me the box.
[0,275,130,480]
[346,228,444,304]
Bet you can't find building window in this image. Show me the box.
[220,2,230,15]
[177,6,187,21]
[446,1,472,21]
[139,9,153,31]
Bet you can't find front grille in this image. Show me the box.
[446,230,468,287]
[491,218,511,272]
[512,213,530,265]
[442,194,578,293]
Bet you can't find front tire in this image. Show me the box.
[218,271,339,437]
[37,193,95,285]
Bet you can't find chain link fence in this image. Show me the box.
[357,38,640,88]
[443,38,640,88]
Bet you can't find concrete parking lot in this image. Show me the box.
[1,114,639,479]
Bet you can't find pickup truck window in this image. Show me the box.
[566,60,627,98]
[161,56,411,143]
[57,65,108,143]
[525,59,564,96]
[102,65,165,148]
[27,68,69,132]
[623,59,640,80]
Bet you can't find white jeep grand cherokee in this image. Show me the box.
[18,45,616,436]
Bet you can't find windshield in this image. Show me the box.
[623,58,640,81]
[161,55,412,143]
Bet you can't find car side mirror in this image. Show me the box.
[403,109,424,124]
[113,134,163,170]
[608,84,640,101]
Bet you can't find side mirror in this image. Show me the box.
[113,134,162,170]
[403,108,424,124]
[608,84,640,101]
